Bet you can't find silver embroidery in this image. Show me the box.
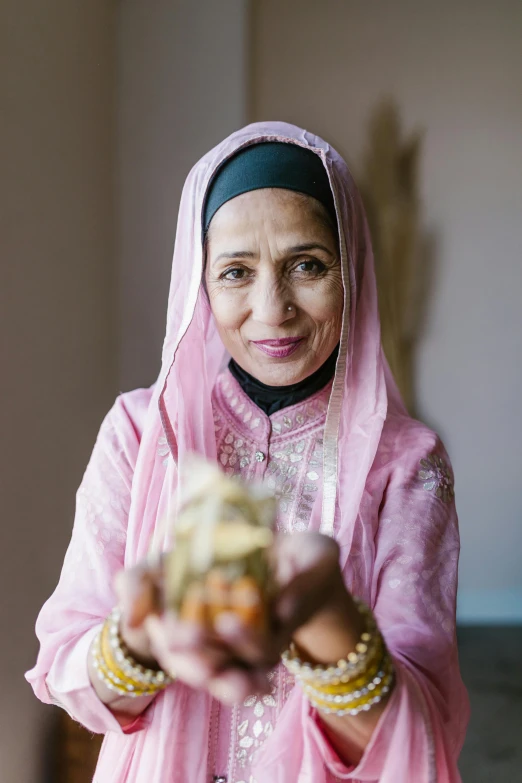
[218,432,252,476]
[63,485,127,581]
[235,672,278,769]
[266,439,309,526]
[211,371,330,782]
[418,453,454,503]
[158,435,170,465]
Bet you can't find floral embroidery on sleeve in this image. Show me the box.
[418,453,454,503]
[158,435,170,466]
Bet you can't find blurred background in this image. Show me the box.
[1,1,521,781]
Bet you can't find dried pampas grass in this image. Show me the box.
[358,100,428,414]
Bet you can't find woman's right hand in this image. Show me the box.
[114,560,165,668]
[113,559,277,703]
[87,561,167,718]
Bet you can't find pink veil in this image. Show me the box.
[131,120,391,558]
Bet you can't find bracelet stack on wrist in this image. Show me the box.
[281,599,394,717]
[91,607,173,698]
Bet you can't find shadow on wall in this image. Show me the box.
[357,99,439,423]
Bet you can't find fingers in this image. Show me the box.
[145,613,271,701]
[214,612,280,668]
[274,567,328,627]
[272,531,340,583]
[145,614,224,684]
[272,535,345,640]
[115,562,165,628]
[208,667,271,705]
[145,612,204,651]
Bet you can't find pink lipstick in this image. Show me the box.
[252,337,304,358]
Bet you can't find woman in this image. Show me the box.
[27,122,469,782]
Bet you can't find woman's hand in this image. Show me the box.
[114,560,165,667]
[114,532,363,705]
[271,532,365,664]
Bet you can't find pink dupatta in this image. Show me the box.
[27,122,469,782]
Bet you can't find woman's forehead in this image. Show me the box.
[207,188,335,243]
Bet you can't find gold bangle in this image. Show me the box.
[100,621,136,686]
[307,674,394,716]
[301,657,393,708]
[91,608,173,698]
[281,599,379,685]
[303,651,394,713]
[106,607,172,689]
[92,643,159,697]
[307,642,384,696]
[281,599,395,717]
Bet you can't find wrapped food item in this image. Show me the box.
[165,457,276,632]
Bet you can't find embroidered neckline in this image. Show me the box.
[214,369,331,440]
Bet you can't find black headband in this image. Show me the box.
[203,141,336,235]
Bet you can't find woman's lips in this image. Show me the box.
[252,337,305,358]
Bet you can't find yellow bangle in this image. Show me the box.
[92,643,159,697]
[303,652,394,710]
[305,659,394,715]
[100,622,135,686]
[309,658,381,696]
[306,639,384,695]
[91,608,173,698]
[281,599,395,717]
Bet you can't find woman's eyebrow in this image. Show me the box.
[213,243,335,264]
[286,243,335,257]
[214,250,257,262]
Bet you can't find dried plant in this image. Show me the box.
[358,100,428,414]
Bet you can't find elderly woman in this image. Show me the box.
[27,122,469,782]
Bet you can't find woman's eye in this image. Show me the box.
[295,259,325,274]
[223,267,247,280]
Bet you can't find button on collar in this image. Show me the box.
[255,450,266,462]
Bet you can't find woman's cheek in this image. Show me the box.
[297,279,343,323]
[210,290,246,332]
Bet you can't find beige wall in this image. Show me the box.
[0,2,116,780]
[1,2,248,778]
[251,0,522,621]
[117,0,250,390]
[4,5,519,778]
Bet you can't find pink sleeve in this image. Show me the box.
[304,434,470,782]
[25,394,151,735]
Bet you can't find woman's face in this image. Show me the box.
[205,188,343,386]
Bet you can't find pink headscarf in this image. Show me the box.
[28,121,468,782]
[134,120,391,555]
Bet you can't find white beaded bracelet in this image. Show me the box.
[91,607,172,697]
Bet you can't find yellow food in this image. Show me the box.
[165,457,276,632]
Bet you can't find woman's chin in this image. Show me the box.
[245,355,318,387]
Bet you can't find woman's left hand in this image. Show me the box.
[145,532,364,704]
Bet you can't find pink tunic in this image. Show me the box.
[27,369,468,782]
[26,121,469,782]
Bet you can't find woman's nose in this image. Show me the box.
[250,278,295,327]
